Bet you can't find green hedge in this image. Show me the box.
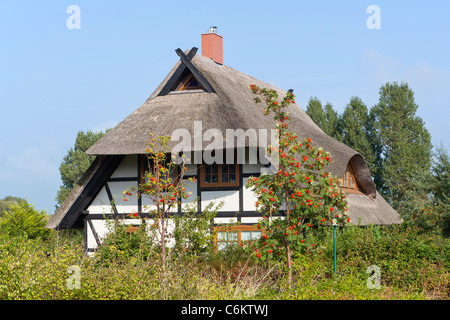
[0,225,448,300]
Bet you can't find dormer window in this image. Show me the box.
[157,47,215,96]
[340,163,362,193]
[179,74,202,90]
[169,69,205,93]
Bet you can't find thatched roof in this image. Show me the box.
[47,48,402,229]
[347,192,402,225]
[87,50,374,191]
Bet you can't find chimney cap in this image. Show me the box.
[208,26,218,33]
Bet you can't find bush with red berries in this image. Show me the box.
[245,85,349,282]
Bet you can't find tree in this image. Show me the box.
[431,145,449,209]
[340,97,377,178]
[123,133,195,266]
[396,171,437,234]
[306,98,342,141]
[306,97,326,130]
[431,144,450,237]
[397,145,449,237]
[246,85,349,285]
[0,201,50,239]
[324,102,342,141]
[370,82,432,208]
[56,130,106,207]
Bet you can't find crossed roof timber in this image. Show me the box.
[157,47,215,96]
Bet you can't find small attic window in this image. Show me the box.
[340,163,362,193]
[180,74,201,90]
[170,70,205,92]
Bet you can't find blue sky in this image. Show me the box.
[1,1,449,214]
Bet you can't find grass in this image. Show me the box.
[0,225,448,300]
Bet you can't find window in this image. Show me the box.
[339,164,361,193]
[170,70,204,92]
[214,225,262,250]
[179,74,202,90]
[200,163,239,188]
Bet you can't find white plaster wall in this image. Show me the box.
[201,190,239,212]
[242,177,258,211]
[86,219,110,250]
[110,155,138,178]
[87,186,112,214]
[109,181,138,213]
[213,217,238,224]
[87,218,177,251]
[87,154,139,214]
[241,217,261,224]
[181,180,197,206]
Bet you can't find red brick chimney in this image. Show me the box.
[201,26,223,65]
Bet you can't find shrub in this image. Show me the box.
[172,200,223,257]
[316,225,450,297]
[0,223,447,300]
[94,218,157,265]
[0,201,51,240]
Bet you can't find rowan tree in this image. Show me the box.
[122,133,194,266]
[246,85,349,284]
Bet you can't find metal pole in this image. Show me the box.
[333,223,337,276]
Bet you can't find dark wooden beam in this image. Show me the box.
[84,210,285,220]
[104,182,118,215]
[87,219,101,246]
[175,48,215,93]
[158,47,198,96]
[59,155,124,229]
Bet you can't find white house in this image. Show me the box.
[46,28,402,253]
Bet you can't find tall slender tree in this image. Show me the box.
[324,102,342,141]
[370,82,432,208]
[306,98,342,141]
[306,97,326,129]
[431,144,449,210]
[431,144,450,237]
[340,97,377,178]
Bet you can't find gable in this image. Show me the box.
[46,155,124,229]
[157,47,215,96]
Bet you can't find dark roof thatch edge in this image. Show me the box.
[46,156,104,229]
[46,155,124,229]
